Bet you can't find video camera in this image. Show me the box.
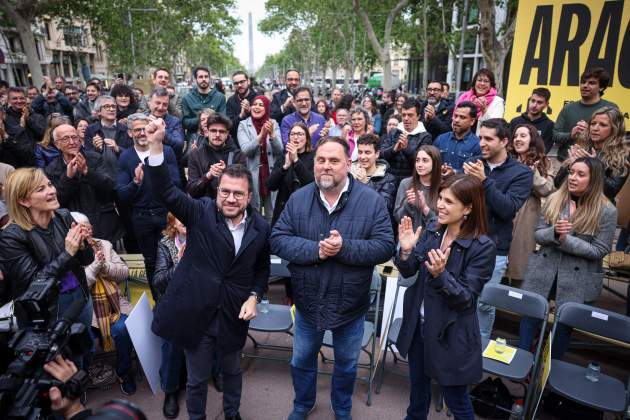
[0,278,92,419]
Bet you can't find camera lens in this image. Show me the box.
[89,399,147,420]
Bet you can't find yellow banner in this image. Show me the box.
[505,0,630,122]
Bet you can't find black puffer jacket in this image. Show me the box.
[44,150,123,243]
[0,209,94,303]
[186,138,246,198]
[3,106,46,168]
[350,160,397,214]
[380,127,432,183]
[267,151,315,225]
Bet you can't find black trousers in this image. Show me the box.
[132,209,167,300]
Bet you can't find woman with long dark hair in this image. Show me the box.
[394,145,442,231]
[506,124,554,282]
[395,174,496,419]
[456,68,505,134]
[362,96,382,134]
[519,157,616,359]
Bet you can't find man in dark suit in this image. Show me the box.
[143,117,270,420]
[270,69,316,124]
[419,80,455,139]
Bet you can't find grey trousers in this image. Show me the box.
[184,332,242,419]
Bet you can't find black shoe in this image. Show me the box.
[120,374,136,396]
[225,414,242,420]
[212,372,224,393]
[163,392,179,419]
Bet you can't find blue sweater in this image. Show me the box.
[482,156,533,255]
[116,146,181,212]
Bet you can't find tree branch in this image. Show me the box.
[384,0,409,52]
[352,0,383,57]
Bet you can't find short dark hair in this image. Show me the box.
[480,118,510,141]
[455,101,478,119]
[206,113,232,130]
[357,133,380,151]
[285,68,300,78]
[401,98,421,115]
[219,164,253,193]
[581,67,610,93]
[8,87,25,96]
[232,70,248,80]
[54,75,65,82]
[316,136,349,157]
[86,82,100,91]
[193,66,210,78]
[110,84,137,105]
[28,86,39,93]
[0,80,9,89]
[65,85,78,92]
[441,82,450,90]
[294,86,312,98]
[153,67,170,78]
[471,68,496,89]
[531,87,551,102]
[426,80,441,87]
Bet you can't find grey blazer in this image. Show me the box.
[520,204,617,308]
[237,117,283,210]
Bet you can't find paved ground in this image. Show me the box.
[86,278,629,420]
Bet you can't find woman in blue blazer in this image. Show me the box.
[395,173,497,420]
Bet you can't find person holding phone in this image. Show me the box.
[395,174,496,420]
[519,157,616,359]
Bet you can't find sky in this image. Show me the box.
[232,0,286,73]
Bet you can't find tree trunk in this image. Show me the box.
[422,0,429,92]
[477,0,515,95]
[0,2,44,87]
[353,0,409,91]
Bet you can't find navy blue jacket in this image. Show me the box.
[31,93,73,119]
[481,156,533,255]
[433,130,481,172]
[395,222,496,386]
[84,121,134,156]
[146,161,270,351]
[420,99,454,139]
[270,176,395,330]
[116,146,181,212]
[380,128,432,183]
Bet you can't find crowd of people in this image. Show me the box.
[0,64,628,420]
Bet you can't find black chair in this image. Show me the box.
[547,302,630,418]
[476,283,549,419]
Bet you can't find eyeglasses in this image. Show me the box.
[131,127,146,133]
[218,187,246,200]
[208,129,228,135]
[58,135,80,144]
[101,104,116,110]
[290,131,306,137]
[233,79,247,85]
[476,78,491,84]
[427,88,442,92]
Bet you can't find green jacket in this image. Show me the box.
[181,87,227,132]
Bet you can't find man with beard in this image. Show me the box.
[116,113,181,300]
[433,101,481,172]
[138,68,183,119]
[509,87,554,153]
[64,85,81,107]
[420,80,454,139]
[226,71,258,139]
[144,117,270,420]
[3,87,46,168]
[270,69,315,124]
[280,87,326,147]
[271,137,394,420]
[380,89,397,134]
[187,113,245,199]
[182,66,227,135]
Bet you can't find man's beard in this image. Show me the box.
[316,174,339,191]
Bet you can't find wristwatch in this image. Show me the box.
[249,291,262,303]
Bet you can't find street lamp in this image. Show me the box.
[127,7,158,77]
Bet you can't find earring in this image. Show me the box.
[463,214,469,220]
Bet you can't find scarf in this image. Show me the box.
[456,87,497,118]
[252,95,271,198]
[91,241,121,351]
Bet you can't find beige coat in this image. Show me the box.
[506,167,555,280]
[85,239,132,328]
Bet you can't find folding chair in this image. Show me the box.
[243,256,294,361]
[546,302,630,418]
[475,283,549,419]
[375,274,418,394]
[320,270,383,406]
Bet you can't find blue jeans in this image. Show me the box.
[291,310,364,417]
[477,255,507,339]
[57,287,94,369]
[110,314,133,376]
[519,316,572,360]
[406,318,474,420]
[161,339,185,394]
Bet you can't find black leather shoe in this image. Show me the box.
[163,392,179,419]
[212,372,224,393]
[225,414,242,420]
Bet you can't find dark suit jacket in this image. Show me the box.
[270,89,317,124]
[147,161,270,350]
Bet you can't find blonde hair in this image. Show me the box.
[4,168,50,231]
[543,157,610,235]
[578,107,629,177]
[40,115,70,148]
